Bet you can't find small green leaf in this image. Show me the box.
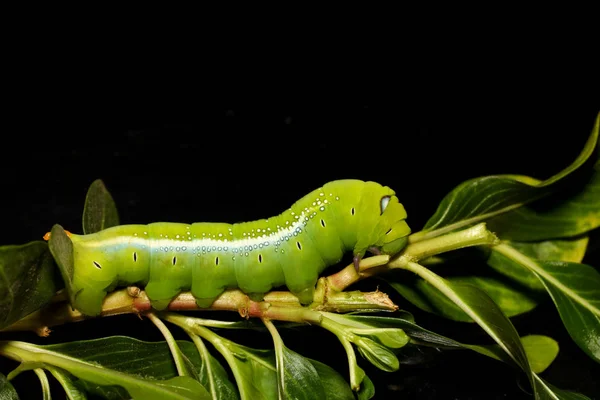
[356,373,375,400]
[281,345,326,399]
[0,241,60,330]
[45,366,88,400]
[47,225,76,306]
[354,336,399,372]
[82,179,120,234]
[494,244,600,363]
[413,113,599,241]
[349,327,409,349]
[521,335,560,374]
[307,359,355,400]
[0,372,20,400]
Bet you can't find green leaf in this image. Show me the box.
[280,345,326,399]
[45,366,88,400]
[0,372,20,400]
[488,114,600,241]
[412,113,599,242]
[486,236,589,293]
[533,374,592,400]
[47,225,76,306]
[320,314,559,374]
[186,334,239,400]
[355,373,375,400]
[521,335,560,374]
[263,318,326,399]
[494,244,600,363]
[45,335,237,399]
[82,179,120,234]
[0,241,59,330]
[307,359,355,400]
[221,343,279,400]
[387,272,541,321]
[507,236,589,263]
[0,338,211,400]
[398,262,536,389]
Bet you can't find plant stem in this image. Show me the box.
[185,333,218,398]
[34,368,51,400]
[146,312,191,377]
[329,222,499,291]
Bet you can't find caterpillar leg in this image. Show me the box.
[195,297,218,309]
[294,286,315,306]
[144,281,181,311]
[73,287,106,317]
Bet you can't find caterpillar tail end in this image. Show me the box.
[43,230,72,241]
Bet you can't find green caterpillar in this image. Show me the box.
[52,179,411,316]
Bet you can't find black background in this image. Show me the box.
[1,30,599,399]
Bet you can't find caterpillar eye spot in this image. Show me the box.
[93,261,102,269]
[380,196,391,215]
[351,207,355,216]
[172,256,177,265]
[133,252,137,262]
[258,254,263,263]
[320,219,326,227]
[215,257,219,266]
[296,241,302,250]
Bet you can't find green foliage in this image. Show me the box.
[0,113,599,399]
[0,241,59,330]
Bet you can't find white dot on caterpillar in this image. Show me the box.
[312,202,316,206]
[245,252,249,256]
[320,206,325,211]
[176,235,180,239]
[320,192,324,196]
[336,196,340,200]
[218,233,223,237]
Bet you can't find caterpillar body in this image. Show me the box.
[60,179,411,316]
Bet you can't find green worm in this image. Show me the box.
[53,179,411,316]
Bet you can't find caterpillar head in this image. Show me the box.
[354,182,411,259]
